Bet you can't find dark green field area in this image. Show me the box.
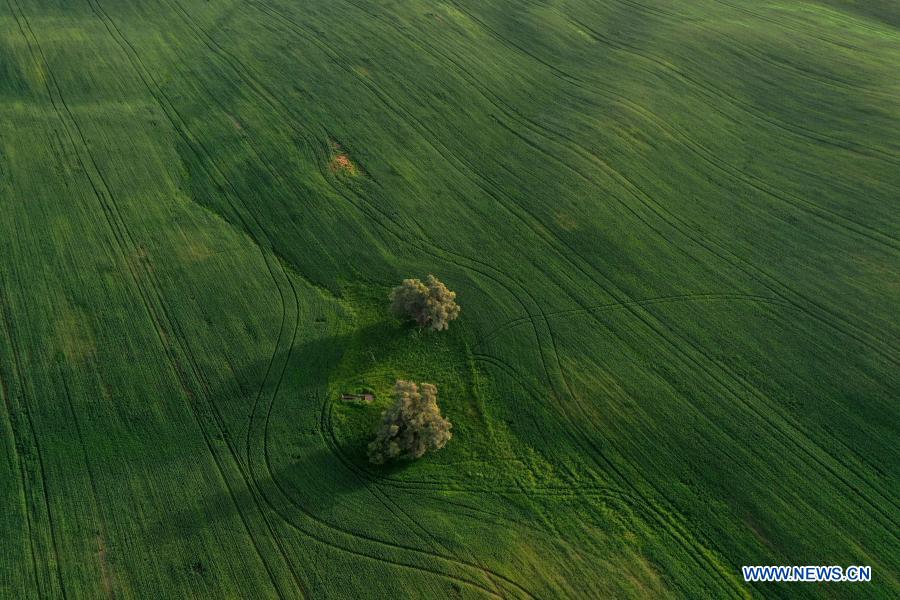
[0,0,898,597]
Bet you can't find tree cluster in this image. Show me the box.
[368,380,453,465]
[390,274,460,332]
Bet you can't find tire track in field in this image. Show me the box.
[85,0,319,594]
[372,488,507,598]
[439,0,900,255]
[504,99,900,357]
[152,3,588,592]
[642,307,900,530]
[321,392,614,496]
[151,0,307,467]
[134,1,533,592]
[448,0,900,167]
[53,0,312,595]
[142,0,331,499]
[336,0,688,253]
[316,161,745,597]
[319,373,643,568]
[260,390,527,599]
[710,0,891,44]
[472,350,751,600]
[286,0,892,576]
[306,0,896,564]
[333,0,900,370]
[207,0,896,588]
[448,0,894,167]
[249,0,634,357]
[564,0,900,186]
[236,7,818,593]
[591,0,895,100]
[58,370,116,599]
[252,2,676,308]
[103,0,892,592]
[593,0,876,52]
[524,5,889,518]
[474,94,900,534]
[12,0,297,594]
[473,290,887,526]
[425,493,575,540]
[529,240,900,535]
[0,4,95,596]
[487,106,900,371]
[371,466,603,598]
[241,5,747,591]
[496,125,900,528]
[0,289,66,599]
[481,310,753,599]
[0,296,41,597]
[314,393,510,599]
[350,0,900,516]
[343,0,900,256]
[473,293,793,349]
[562,257,900,535]
[250,0,678,301]
[262,0,900,375]
[557,10,900,249]
[438,0,900,259]
[91,1,529,594]
[564,0,893,100]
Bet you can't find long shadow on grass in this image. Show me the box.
[153,315,471,555]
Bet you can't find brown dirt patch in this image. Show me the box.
[328,142,361,176]
[97,534,113,597]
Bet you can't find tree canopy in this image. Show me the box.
[389,274,460,331]
[368,380,452,464]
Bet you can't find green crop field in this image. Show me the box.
[0,0,897,597]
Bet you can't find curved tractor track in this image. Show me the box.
[1,0,897,597]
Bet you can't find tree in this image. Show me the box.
[368,380,452,464]
[390,274,460,331]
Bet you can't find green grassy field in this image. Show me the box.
[0,0,897,597]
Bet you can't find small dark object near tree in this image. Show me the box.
[340,392,374,404]
[390,274,460,331]
[368,380,452,464]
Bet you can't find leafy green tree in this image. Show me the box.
[368,380,452,464]
[390,274,460,331]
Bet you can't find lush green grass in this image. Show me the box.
[0,0,897,597]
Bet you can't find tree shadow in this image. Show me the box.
[147,315,456,554]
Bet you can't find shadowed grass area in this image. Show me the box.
[0,0,897,597]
